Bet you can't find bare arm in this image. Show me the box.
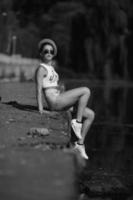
[35,66,47,114]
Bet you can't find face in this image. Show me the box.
[41,44,54,61]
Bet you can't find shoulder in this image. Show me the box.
[35,64,48,81]
[36,64,48,75]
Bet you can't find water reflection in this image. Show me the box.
[84,83,133,199]
[93,84,133,124]
[66,80,133,198]
[64,81,132,199]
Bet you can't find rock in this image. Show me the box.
[28,127,50,137]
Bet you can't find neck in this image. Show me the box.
[42,58,52,65]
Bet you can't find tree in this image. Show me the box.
[39,2,87,71]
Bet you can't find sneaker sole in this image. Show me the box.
[71,123,82,139]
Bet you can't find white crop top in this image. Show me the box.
[40,63,59,88]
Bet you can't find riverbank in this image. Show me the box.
[0,82,79,200]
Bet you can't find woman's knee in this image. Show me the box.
[84,108,95,121]
[82,87,91,97]
[90,110,95,121]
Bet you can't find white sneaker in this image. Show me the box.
[74,143,89,160]
[71,119,82,139]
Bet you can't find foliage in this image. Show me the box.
[0,0,133,79]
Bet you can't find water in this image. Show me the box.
[72,81,133,200]
[93,84,133,124]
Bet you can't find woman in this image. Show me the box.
[35,38,95,159]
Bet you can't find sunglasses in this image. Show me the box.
[43,49,54,55]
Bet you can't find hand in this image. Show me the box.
[58,82,65,93]
[39,109,44,114]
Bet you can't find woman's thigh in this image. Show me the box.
[54,87,90,111]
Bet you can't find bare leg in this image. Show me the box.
[53,87,90,122]
[73,107,95,159]
[77,107,95,144]
[76,89,91,122]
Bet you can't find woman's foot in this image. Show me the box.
[74,142,89,160]
[71,119,82,139]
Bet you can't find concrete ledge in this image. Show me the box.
[0,102,71,148]
[0,149,77,200]
[0,86,79,200]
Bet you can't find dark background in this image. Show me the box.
[1,2,133,199]
[0,0,133,80]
